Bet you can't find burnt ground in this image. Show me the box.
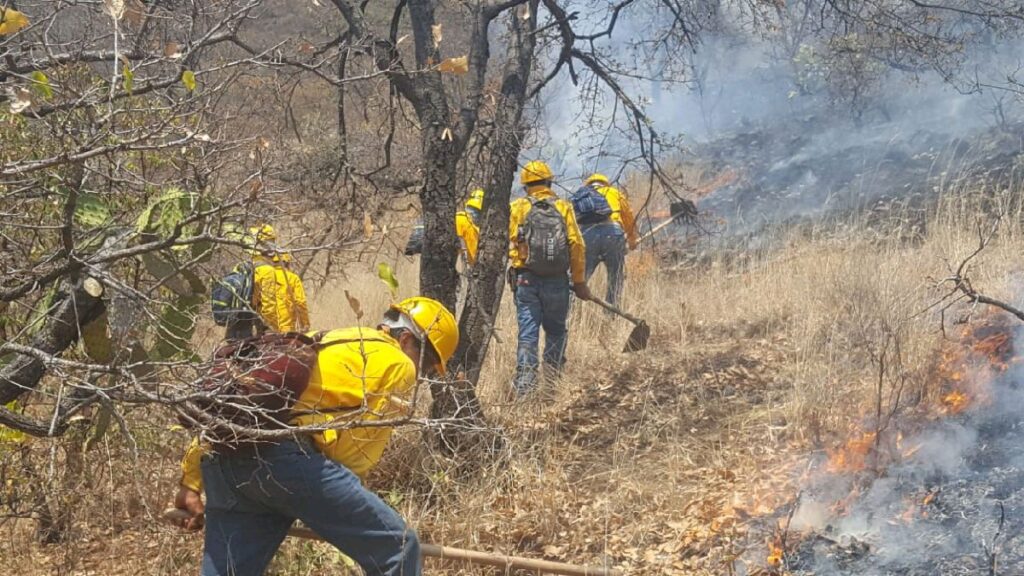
[752,324,1024,576]
[697,118,1024,233]
[781,389,1024,576]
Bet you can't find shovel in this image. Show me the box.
[588,296,651,352]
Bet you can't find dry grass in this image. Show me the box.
[4,188,1024,575]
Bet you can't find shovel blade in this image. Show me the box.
[623,321,651,352]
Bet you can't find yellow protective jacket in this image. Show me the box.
[455,211,480,266]
[180,327,418,491]
[253,258,309,333]
[596,184,639,249]
[508,187,586,284]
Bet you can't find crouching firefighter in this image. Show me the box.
[508,161,591,395]
[172,297,459,576]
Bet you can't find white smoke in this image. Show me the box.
[767,323,1024,575]
[526,2,1024,217]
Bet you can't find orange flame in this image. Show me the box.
[766,543,783,568]
[974,333,1010,365]
[826,431,877,473]
[941,390,970,414]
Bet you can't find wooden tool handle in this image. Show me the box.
[588,296,644,326]
[162,508,622,576]
[637,208,689,245]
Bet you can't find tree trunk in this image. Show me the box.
[452,3,539,386]
[407,0,460,312]
[0,277,106,404]
[425,5,538,455]
[418,134,461,312]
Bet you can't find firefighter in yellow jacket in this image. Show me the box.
[249,225,310,333]
[404,189,482,266]
[508,161,591,395]
[173,297,458,576]
[455,188,484,266]
[576,173,639,306]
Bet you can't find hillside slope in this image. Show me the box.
[5,188,1023,575]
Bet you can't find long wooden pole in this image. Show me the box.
[637,210,687,245]
[162,509,622,576]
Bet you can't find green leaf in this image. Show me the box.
[181,70,196,92]
[377,262,399,295]
[122,62,134,94]
[30,71,52,99]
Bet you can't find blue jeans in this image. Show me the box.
[583,223,627,306]
[200,440,419,576]
[513,271,571,394]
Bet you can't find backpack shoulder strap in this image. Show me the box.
[529,196,555,208]
[310,330,393,351]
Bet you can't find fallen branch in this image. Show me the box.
[931,216,1024,326]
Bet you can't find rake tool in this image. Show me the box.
[162,509,621,576]
[588,296,651,352]
[636,198,698,246]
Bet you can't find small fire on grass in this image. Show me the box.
[766,543,783,569]
[826,431,877,473]
[765,533,785,572]
[749,314,1018,573]
[931,316,1015,416]
[893,489,939,525]
[940,389,970,414]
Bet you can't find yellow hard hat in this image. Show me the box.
[466,189,485,211]
[246,224,277,256]
[390,297,459,376]
[248,224,276,243]
[586,173,609,186]
[520,161,553,185]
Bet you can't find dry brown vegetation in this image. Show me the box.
[3,183,1023,575]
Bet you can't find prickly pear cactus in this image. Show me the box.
[73,193,111,229]
[135,188,213,261]
[149,294,202,361]
[85,187,219,365]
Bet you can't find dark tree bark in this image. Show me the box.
[452,3,538,386]
[0,278,106,404]
[406,0,462,311]
[423,4,540,454]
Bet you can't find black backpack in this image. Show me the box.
[404,220,424,256]
[570,184,613,225]
[521,198,570,276]
[211,262,255,326]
